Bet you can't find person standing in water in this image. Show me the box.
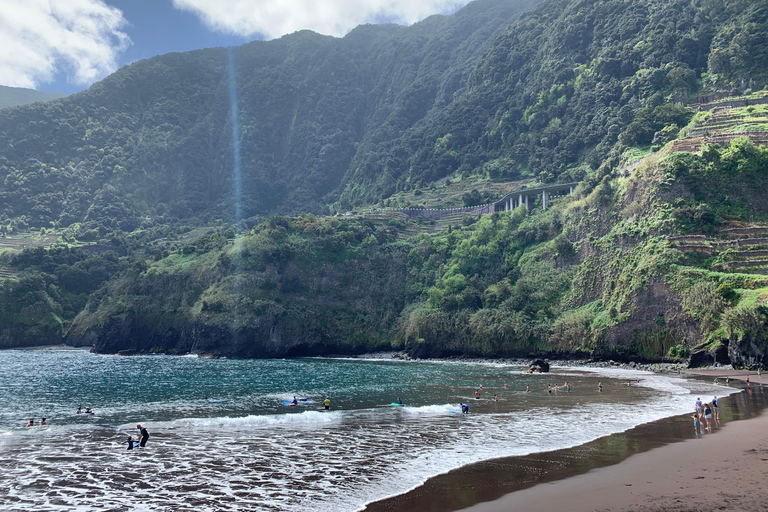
[323,397,331,410]
[136,424,149,447]
[547,385,552,394]
[526,385,530,392]
[475,390,480,399]
[26,418,34,427]
[598,381,603,393]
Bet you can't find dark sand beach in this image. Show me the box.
[364,371,768,512]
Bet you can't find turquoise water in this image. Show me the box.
[0,350,734,511]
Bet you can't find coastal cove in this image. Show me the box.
[0,350,743,512]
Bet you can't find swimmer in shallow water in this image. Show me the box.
[475,390,480,399]
[26,418,34,427]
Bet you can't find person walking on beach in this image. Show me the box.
[136,424,149,447]
[695,397,703,419]
[703,403,713,431]
[692,412,699,435]
[712,396,720,422]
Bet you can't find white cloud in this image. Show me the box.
[172,0,471,39]
[0,0,130,89]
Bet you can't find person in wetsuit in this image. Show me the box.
[127,435,135,450]
[136,424,149,447]
[460,403,469,414]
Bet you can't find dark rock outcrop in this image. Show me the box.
[527,359,550,373]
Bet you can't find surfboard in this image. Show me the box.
[448,408,471,414]
[205,399,228,403]
[390,403,405,406]
[283,401,298,406]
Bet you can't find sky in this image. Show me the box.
[0,0,471,95]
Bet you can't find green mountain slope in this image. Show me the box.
[2,0,768,364]
[63,136,768,365]
[0,0,540,237]
[0,85,66,110]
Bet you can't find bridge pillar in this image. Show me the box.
[525,195,529,210]
[569,186,574,195]
[518,193,524,209]
[542,191,549,210]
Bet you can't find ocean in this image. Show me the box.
[0,349,734,511]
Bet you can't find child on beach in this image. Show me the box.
[692,413,699,435]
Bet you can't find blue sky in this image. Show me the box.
[0,0,470,95]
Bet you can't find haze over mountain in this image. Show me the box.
[1,0,768,367]
[0,85,66,110]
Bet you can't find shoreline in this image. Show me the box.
[363,373,768,512]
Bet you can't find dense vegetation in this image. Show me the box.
[62,138,768,366]
[2,0,768,365]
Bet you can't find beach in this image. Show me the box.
[364,370,768,512]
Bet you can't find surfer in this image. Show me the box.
[460,403,469,414]
[127,435,135,451]
[323,397,331,410]
[136,424,149,447]
[292,396,298,406]
[397,397,403,405]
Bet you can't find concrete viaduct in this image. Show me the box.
[383,182,579,221]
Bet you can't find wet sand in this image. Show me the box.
[364,372,768,512]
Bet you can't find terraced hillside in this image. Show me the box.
[670,225,768,275]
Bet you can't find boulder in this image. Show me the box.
[527,359,550,373]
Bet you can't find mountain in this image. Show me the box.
[0,85,66,110]
[0,0,541,238]
[2,0,768,365]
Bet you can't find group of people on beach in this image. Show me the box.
[692,396,720,434]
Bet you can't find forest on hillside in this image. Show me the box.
[1,0,768,363]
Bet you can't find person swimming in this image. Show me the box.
[26,418,34,427]
[40,418,46,426]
